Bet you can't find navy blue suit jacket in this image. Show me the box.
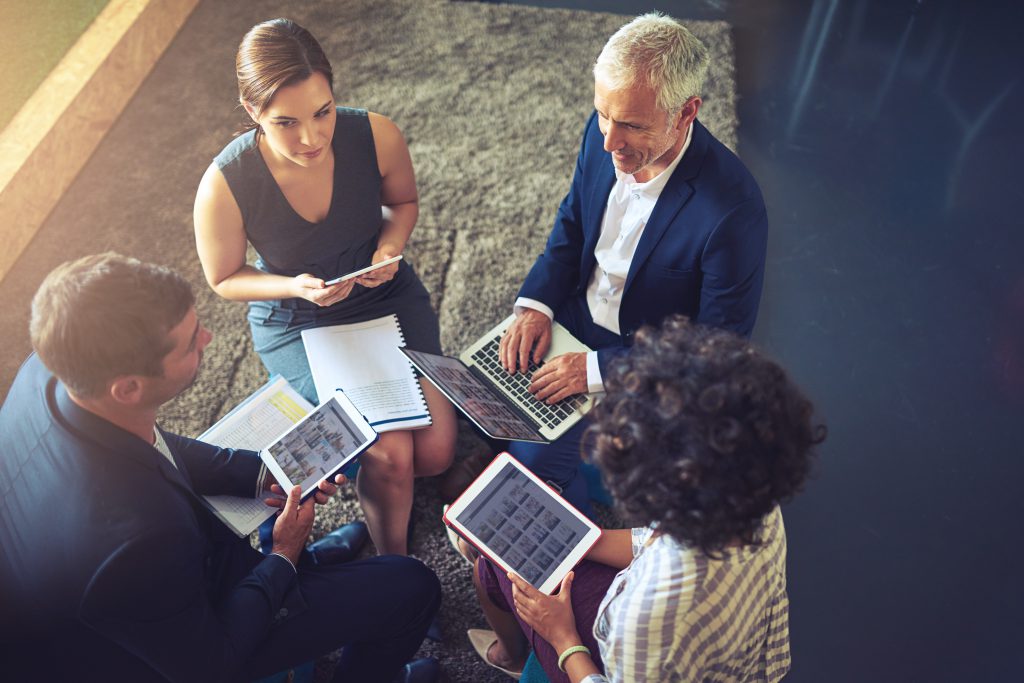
[0,355,299,682]
[519,114,768,374]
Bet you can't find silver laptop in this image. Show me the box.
[400,315,594,443]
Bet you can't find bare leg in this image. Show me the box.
[356,431,414,556]
[411,380,457,477]
[457,537,479,563]
[472,557,528,672]
[356,382,456,556]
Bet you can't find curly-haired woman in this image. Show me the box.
[469,315,824,682]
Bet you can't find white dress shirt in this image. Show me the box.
[153,429,178,469]
[516,123,693,393]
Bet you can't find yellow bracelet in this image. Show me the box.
[558,644,591,672]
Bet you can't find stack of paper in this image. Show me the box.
[301,314,432,431]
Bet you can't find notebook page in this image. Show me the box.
[301,315,431,431]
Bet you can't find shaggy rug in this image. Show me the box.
[0,1,736,680]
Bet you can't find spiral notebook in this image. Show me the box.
[301,314,431,431]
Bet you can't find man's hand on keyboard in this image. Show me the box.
[529,352,587,404]
[501,309,552,373]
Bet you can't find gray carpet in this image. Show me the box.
[0,1,735,680]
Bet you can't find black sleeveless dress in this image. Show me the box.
[213,107,440,403]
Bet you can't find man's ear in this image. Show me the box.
[677,96,702,131]
[108,376,145,407]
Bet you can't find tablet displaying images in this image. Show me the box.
[259,390,378,500]
[444,452,601,594]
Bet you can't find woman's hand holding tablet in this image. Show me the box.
[443,452,601,594]
[324,254,403,286]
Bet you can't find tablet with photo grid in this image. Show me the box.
[259,390,378,501]
[443,452,601,594]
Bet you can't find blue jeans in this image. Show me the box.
[507,418,595,517]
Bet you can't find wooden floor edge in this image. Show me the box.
[0,0,200,284]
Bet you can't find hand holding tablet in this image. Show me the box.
[259,390,379,501]
[444,452,601,594]
[325,255,403,286]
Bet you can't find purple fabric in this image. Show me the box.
[478,558,619,683]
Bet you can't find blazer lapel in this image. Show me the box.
[155,425,196,490]
[581,151,617,279]
[624,120,708,292]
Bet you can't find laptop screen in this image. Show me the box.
[402,349,544,441]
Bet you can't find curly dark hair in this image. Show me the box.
[586,315,824,556]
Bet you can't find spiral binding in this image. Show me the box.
[390,314,430,419]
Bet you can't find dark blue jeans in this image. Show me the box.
[507,418,595,517]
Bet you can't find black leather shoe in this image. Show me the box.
[393,657,440,683]
[306,521,369,565]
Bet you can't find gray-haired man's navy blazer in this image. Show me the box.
[519,113,768,359]
[511,113,769,509]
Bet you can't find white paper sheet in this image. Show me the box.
[301,315,431,431]
[198,376,313,536]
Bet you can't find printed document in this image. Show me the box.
[301,315,431,431]
[198,376,313,536]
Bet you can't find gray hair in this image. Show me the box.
[594,13,710,114]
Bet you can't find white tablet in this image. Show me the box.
[444,452,601,594]
[259,390,378,501]
[324,255,403,285]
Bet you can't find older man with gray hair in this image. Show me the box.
[498,12,769,514]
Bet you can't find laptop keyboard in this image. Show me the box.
[470,335,588,430]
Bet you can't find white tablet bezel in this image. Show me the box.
[324,255,403,285]
[259,390,378,500]
[443,452,602,594]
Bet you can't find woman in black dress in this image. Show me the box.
[194,18,456,556]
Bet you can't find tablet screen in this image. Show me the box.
[262,392,376,498]
[452,458,595,589]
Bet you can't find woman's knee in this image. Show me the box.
[411,422,457,477]
[361,443,414,482]
[413,441,455,477]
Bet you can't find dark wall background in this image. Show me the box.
[486,1,1024,680]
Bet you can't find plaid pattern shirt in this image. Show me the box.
[581,506,791,683]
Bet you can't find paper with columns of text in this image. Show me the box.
[198,376,312,536]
